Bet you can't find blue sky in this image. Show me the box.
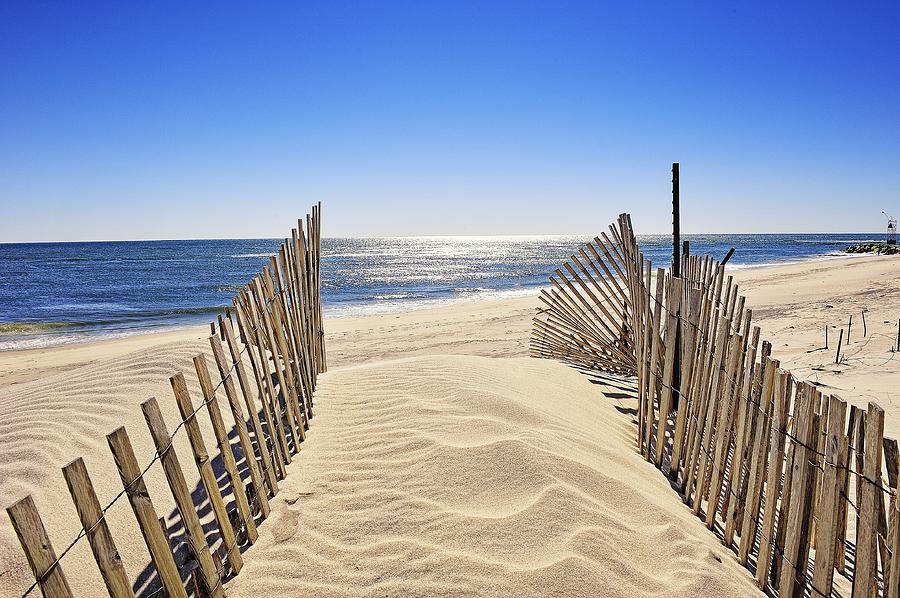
[1,1,898,241]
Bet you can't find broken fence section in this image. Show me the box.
[532,213,899,598]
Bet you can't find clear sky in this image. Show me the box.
[1,1,898,241]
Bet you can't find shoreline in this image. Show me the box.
[0,252,895,388]
[0,250,882,355]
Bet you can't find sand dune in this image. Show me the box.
[224,355,759,598]
[0,328,759,597]
[0,335,222,596]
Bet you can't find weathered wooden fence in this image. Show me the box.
[6,203,326,597]
[532,213,899,597]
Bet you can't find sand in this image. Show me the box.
[1,254,898,596]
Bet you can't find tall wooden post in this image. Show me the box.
[672,163,680,277]
[672,163,682,405]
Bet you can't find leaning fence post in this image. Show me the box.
[107,426,188,598]
[193,354,260,544]
[61,458,134,598]
[140,397,222,597]
[209,334,272,517]
[219,316,280,496]
[835,328,844,363]
[170,373,244,575]
[6,495,74,598]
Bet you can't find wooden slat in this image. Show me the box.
[853,402,885,598]
[691,317,732,514]
[679,296,715,490]
[140,397,222,597]
[655,276,683,467]
[193,355,259,543]
[244,288,301,451]
[287,231,315,391]
[811,394,847,597]
[107,426,187,598]
[733,339,771,532]
[884,438,900,589]
[704,332,744,528]
[312,203,326,373]
[755,370,791,589]
[6,495,75,598]
[638,261,653,452]
[772,378,806,588]
[719,321,758,524]
[738,356,779,565]
[61,458,134,598]
[670,286,702,475]
[209,335,271,517]
[723,326,761,545]
[252,277,307,443]
[644,269,666,460]
[266,272,313,422]
[777,383,816,598]
[683,310,724,501]
[836,405,858,573]
[220,317,280,496]
[294,219,317,377]
[277,246,315,412]
[169,373,244,574]
[233,295,291,469]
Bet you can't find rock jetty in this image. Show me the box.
[844,242,900,255]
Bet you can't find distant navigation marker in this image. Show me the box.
[883,211,897,245]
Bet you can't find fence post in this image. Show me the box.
[6,496,74,598]
[853,402,885,598]
[242,288,301,451]
[61,458,134,598]
[778,383,816,598]
[691,317,732,515]
[884,439,900,589]
[810,395,847,596]
[107,427,188,598]
[655,275,682,467]
[670,286,702,477]
[705,332,745,528]
[140,397,222,597]
[219,316,280,496]
[645,269,666,460]
[738,357,779,565]
[756,371,791,589]
[251,277,306,444]
[169,373,244,575]
[233,295,291,470]
[193,355,260,543]
[209,334,272,517]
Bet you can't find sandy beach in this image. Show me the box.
[2,254,899,596]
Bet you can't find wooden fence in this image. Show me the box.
[531,213,900,598]
[6,203,326,598]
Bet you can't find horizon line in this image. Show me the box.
[0,231,889,245]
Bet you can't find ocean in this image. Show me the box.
[0,233,880,350]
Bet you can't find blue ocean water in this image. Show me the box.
[0,233,880,350]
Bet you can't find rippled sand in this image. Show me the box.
[3,254,900,596]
